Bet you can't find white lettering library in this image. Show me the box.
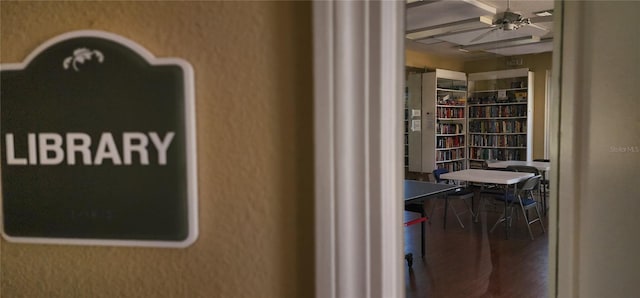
[4,132,175,166]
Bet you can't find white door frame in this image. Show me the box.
[313,1,404,297]
[544,69,552,160]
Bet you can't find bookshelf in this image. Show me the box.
[467,68,533,168]
[406,72,422,172]
[407,69,468,173]
[404,86,409,170]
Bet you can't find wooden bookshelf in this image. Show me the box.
[467,68,533,168]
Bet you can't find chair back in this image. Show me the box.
[519,175,541,192]
[492,167,516,172]
[432,168,449,183]
[506,165,540,175]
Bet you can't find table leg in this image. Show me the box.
[542,171,547,216]
[490,184,514,239]
[474,184,484,223]
[504,186,509,239]
[443,197,449,230]
[421,204,426,257]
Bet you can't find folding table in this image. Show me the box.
[439,169,533,238]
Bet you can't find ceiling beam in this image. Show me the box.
[406,16,493,40]
[459,35,541,51]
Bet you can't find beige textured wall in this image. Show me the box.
[0,1,314,297]
[405,49,465,71]
[464,53,552,159]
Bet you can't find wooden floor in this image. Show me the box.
[404,198,548,298]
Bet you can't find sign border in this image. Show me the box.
[0,30,199,248]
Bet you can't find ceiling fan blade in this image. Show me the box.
[469,27,498,43]
[530,15,553,23]
[527,22,549,31]
[406,0,440,9]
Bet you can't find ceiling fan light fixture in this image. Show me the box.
[504,23,517,30]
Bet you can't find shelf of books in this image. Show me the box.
[467,68,533,169]
[421,69,468,173]
[404,87,409,170]
[406,72,423,172]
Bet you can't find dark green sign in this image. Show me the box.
[1,30,198,247]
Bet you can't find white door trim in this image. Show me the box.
[544,69,552,160]
[313,1,404,297]
[553,1,581,297]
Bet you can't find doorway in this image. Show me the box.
[404,1,554,295]
[312,1,559,297]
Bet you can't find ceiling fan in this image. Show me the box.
[469,0,549,43]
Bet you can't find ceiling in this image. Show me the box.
[406,0,555,60]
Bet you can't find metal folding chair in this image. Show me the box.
[432,168,475,229]
[490,175,546,240]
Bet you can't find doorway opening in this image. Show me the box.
[403,1,555,297]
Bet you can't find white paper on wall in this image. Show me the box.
[411,120,421,132]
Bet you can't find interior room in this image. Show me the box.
[402,0,554,297]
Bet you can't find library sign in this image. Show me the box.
[0,30,198,247]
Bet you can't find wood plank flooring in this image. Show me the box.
[404,198,548,298]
